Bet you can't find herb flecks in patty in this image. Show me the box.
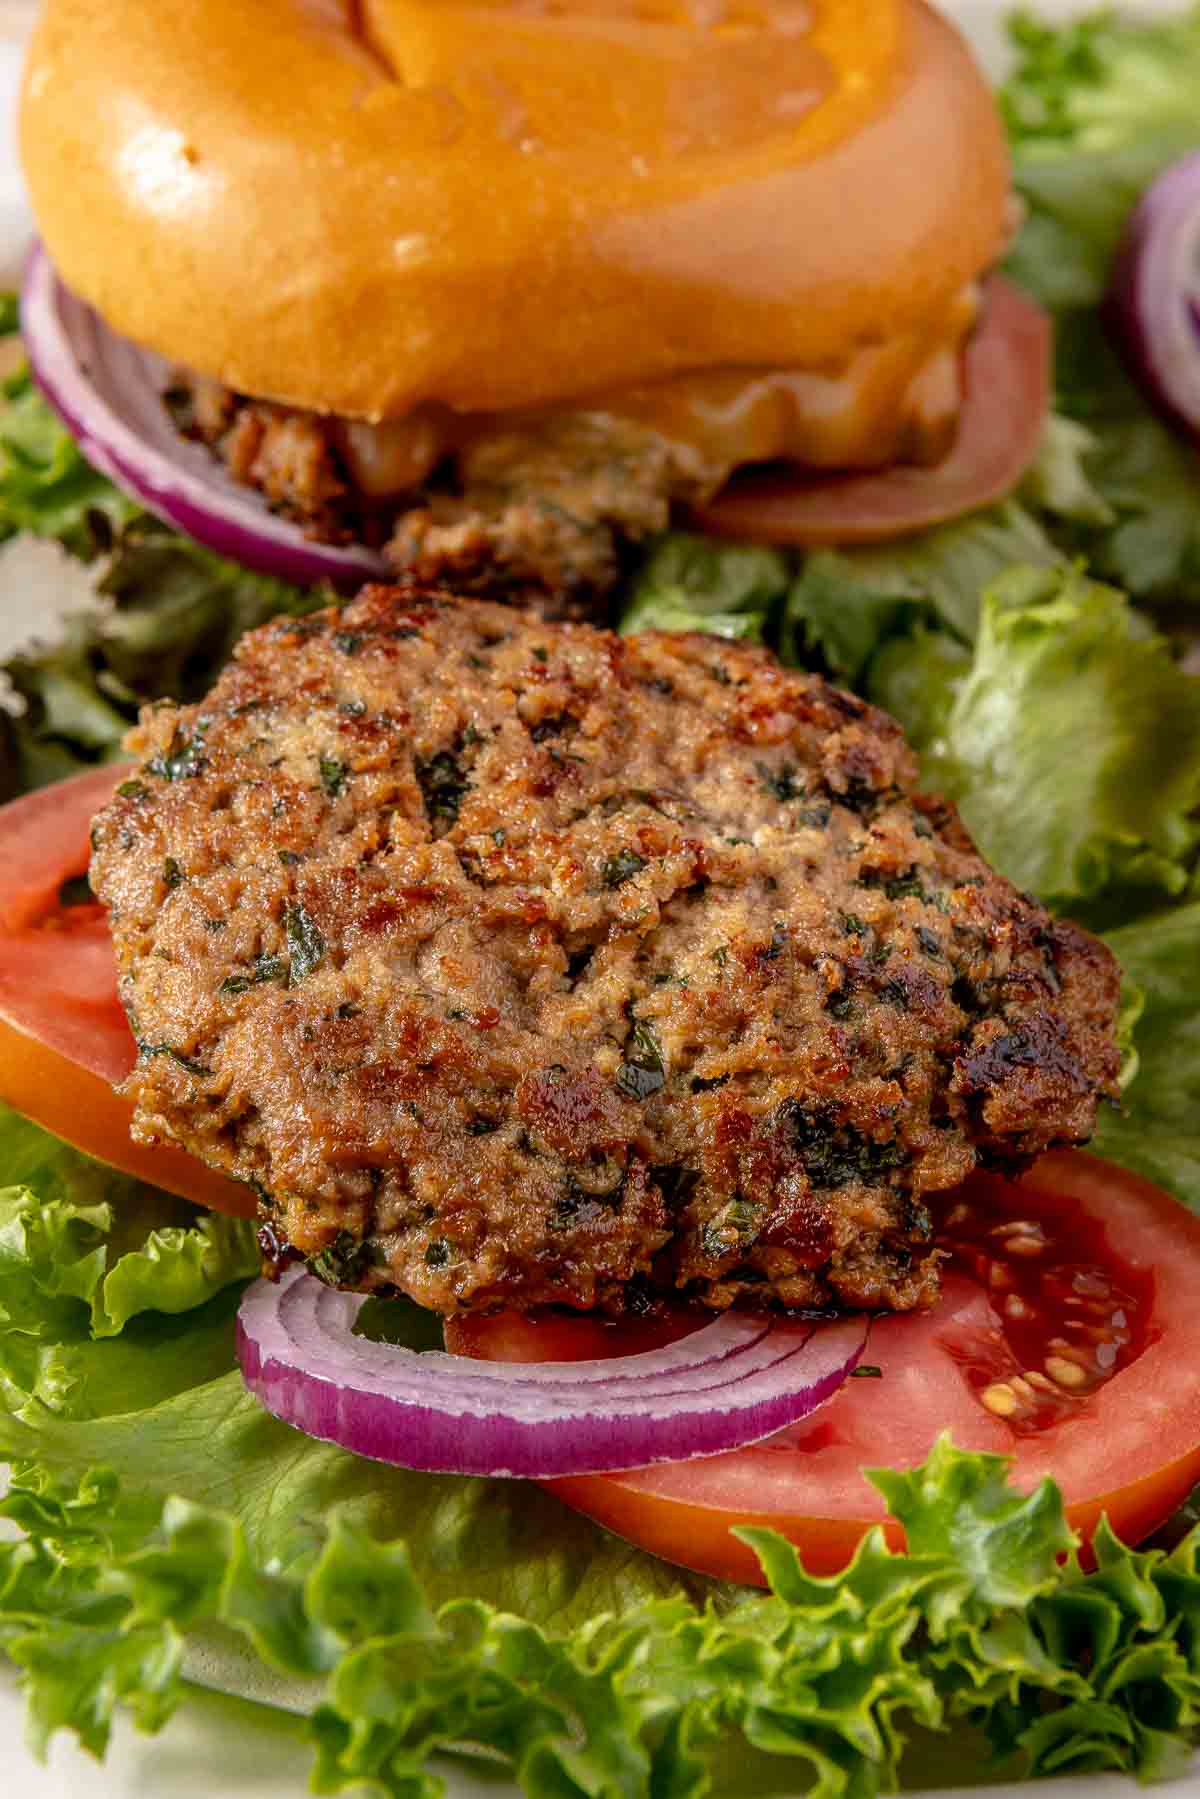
[602,849,647,889]
[285,905,325,983]
[90,588,1122,1319]
[416,746,470,831]
[616,1021,666,1102]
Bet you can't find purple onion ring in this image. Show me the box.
[1108,150,1200,437]
[20,241,389,591]
[236,1266,868,1478]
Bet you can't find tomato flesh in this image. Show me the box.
[934,1173,1151,1433]
[448,1153,1200,1584]
[691,277,1050,547]
[0,767,254,1217]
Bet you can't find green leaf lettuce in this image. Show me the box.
[1096,902,1200,1212]
[1002,9,1200,606]
[0,378,324,797]
[1003,5,1200,312]
[617,532,790,642]
[0,1104,258,1420]
[782,500,1059,684]
[870,564,1200,914]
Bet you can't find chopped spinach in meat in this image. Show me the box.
[285,905,325,983]
[415,748,469,828]
[616,1020,666,1101]
[219,955,287,996]
[602,849,647,889]
[318,755,347,799]
[777,1099,906,1190]
[147,725,208,782]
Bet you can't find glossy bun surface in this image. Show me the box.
[21,0,1009,419]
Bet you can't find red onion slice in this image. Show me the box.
[20,242,389,591]
[236,1267,868,1477]
[1108,151,1200,435]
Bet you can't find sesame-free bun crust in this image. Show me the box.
[21,0,1008,421]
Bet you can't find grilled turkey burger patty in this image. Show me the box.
[89,586,1121,1315]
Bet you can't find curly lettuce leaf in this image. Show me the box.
[1019,412,1114,531]
[0,1101,257,1338]
[0,1104,257,1420]
[1,517,324,796]
[6,1406,1200,1795]
[621,509,1050,678]
[1096,903,1200,1211]
[1057,320,1200,608]
[1004,6,1200,158]
[872,564,1200,913]
[1029,311,1200,609]
[1007,130,1200,318]
[866,627,969,757]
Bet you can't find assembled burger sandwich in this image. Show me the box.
[16,0,1047,605]
[3,2,1200,1792]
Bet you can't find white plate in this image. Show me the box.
[1,2,1197,1794]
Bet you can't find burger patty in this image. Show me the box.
[176,379,717,610]
[90,586,1122,1317]
[171,303,970,614]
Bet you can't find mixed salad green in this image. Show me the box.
[2,8,1200,1793]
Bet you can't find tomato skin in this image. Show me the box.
[691,277,1050,547]
[0,767,255,1218]
[448,1153,1200,1585]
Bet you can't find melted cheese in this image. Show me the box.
[335,284,979,499]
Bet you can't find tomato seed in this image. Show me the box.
[1046,1355,1089,1390]
[982,1382,1019,1417]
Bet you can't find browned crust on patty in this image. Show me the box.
[89,586,1122,1315]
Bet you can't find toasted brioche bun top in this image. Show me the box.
[21,0,1009,422]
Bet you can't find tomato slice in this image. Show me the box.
[0,767,254,1217]
[448,1152,1200,1585]
[690,276,1050,547]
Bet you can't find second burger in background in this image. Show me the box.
[17,0,1044,609]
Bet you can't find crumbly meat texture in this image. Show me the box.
[386,414,709,606]
[179,382,376,547]
[175,381,723,613]
[90,587,1122,1317]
